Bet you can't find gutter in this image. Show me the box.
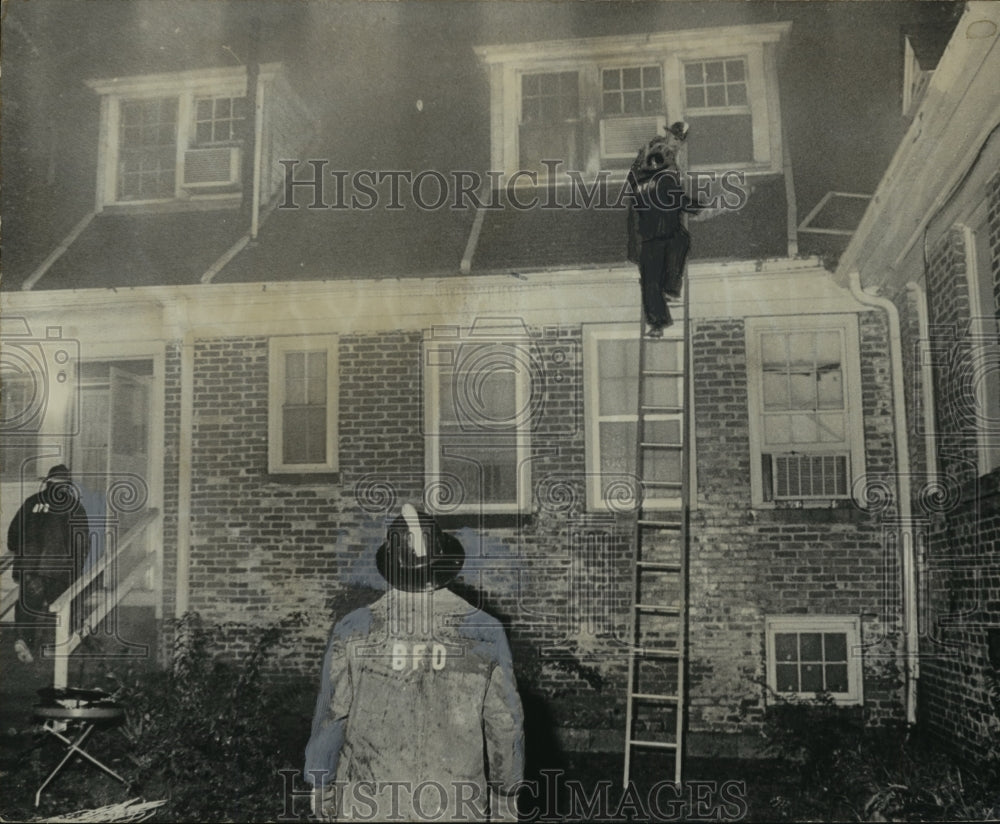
[847,272,918,725]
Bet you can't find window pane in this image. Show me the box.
[706,85,727,107]
[643,90,663,112]
[817,369,844,409]
[684,63,703,84]
[686,87,705,108]
[789,373,815,409]
[602,70,621,91]
[643,65,662,86]
[761,334,787,367]
[800,663,823,692]
[763,414,790,444]
[600,421,636,475]
[774,633,798,661]
[623,91,642,114]
[825,664,848,693]
[622,67,641,88]
[799,633,822,661]
[705,61,725,83]
[726,60,746,81]
[816,413,845,443]
[762,373,789,410]
[727,84,748,106]
[283,407,326,464]
[775,663,799,692]
[442,444,517,504]
[603,92,621,114]
[824,632,847,662]
[307,352,327,405]
[790,414,818,443]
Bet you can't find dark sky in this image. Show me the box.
[1,0,962,273]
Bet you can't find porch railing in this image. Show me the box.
[47,508,160,689]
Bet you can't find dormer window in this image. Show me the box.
[87,64,311,211]
[475,22,790,182]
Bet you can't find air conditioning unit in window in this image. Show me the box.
[765,452,850,501]
[600,116,663,159]
[182,146,241,188]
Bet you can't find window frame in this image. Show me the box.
[476,24,788,181]
[268,335,339,475]
[583,323,688,512]
[765,615,863,706]
[423,332,532,515]
[89,68,254,209]
[745,314,867,508]
[962,197,1000,476]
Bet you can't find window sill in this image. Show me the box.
[435,512,531,531]
[264,472,340,485]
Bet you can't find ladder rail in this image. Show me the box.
[623,263,692,790]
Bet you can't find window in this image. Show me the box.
[268,336,338,474]
[424,330,532,513]
[965,201,1000,475]
[766,616,862,705]
[519,71,582,175]
[584,325,685,511]
[682,58,753,166]
[746,315,866,506]
[194,96,247,145]
[118,98,179,201]
[475,22,789,179]
[88,66,263,207]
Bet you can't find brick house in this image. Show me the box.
[836,0,1000,761]
[0,1,972,759]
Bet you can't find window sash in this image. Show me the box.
[584,326,685,511]
[425,339,531,513]
[683,58,750,112]
[746,316,864,506]
[194,96,248,145]
[268,336,338,473]
[601,65,663,116]
[766,616,862,704]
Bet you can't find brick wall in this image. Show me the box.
[915,172,1000,761]
[686,313,905,746]
[162,308,905,749]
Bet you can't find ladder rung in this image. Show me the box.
[640,442,683,450]
[640,480,682,488]
[636,561,681,572]
[628,739,678,750]
[638,519,682,529]
[641,370,683,378]
[635,604,680,614]
[630,692,679,702]
[641,405,683,414]
[633,647,680,658]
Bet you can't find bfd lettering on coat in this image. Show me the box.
[391,642,447,671]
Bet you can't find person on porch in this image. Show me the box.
[305,504,524,822]
[7,464,89,665]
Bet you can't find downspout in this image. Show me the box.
[175,325,194,618]
[847,271,918,725]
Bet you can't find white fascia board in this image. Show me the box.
[1,256,873,342]
[85,62,283,97]
[474,22,791,65]
[836,2,1000,289]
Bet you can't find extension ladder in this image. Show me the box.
[622,289,692,789]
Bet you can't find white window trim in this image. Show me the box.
[423,331,532,514]
[268,335,339,474]
[87,65,281,209]
[475,22,789,180]
[961,197,1000,476]
[765,615,863,706]
[745,314,867,508]
[583,323,690,512]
